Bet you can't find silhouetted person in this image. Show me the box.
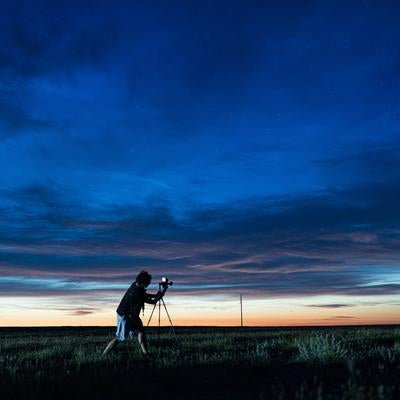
[102,270,165,356]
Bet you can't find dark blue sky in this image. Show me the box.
[1,0,400,324]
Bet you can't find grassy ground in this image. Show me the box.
[0,325,399,399]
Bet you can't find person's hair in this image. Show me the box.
[136,270,152,286]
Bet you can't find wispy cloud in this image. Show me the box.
[1,173,400,300]
[306,304,353,309]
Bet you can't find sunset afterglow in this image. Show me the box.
[1,1,400,327]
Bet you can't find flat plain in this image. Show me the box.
[1,325,399,399]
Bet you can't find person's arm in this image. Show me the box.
[144,288,166,304]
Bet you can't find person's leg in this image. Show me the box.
[102,337,119,355]
[137,332,149,355]
[135,317,149,355]
[103,313,127,355]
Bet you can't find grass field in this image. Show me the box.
[1,325,399,399]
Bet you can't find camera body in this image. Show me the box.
[160,276,173,290]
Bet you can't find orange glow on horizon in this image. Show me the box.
[1,294,399,327]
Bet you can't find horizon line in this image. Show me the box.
[1,323,399,329]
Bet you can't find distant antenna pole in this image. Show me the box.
[240,294,243,327]
[158,298,161,335]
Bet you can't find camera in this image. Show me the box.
[159,277,173,289]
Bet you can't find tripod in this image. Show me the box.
[146,285,179,347]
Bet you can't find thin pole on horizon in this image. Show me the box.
[158,298,161,335]
[240,294,243,327]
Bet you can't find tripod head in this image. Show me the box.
[159,277,173,291]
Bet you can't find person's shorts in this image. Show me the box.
[115,314,144,341]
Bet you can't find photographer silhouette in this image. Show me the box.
[102,270,166,356]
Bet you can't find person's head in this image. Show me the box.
[135,270,152,288]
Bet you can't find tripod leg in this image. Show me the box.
[161,298,180,347]
[147,302,158,327]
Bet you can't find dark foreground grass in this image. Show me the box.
[1,325,399,399]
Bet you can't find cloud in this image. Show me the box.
[315,138,400,183]
[0,82,57,139]
[219,142,287,163]
[69,308,97,316]
[1,165,400,299]
[9,301,99,316]
[0,2,122,142]
[0,2,121,79]
[306,304,353,309]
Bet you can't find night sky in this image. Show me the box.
[1,0,400,326]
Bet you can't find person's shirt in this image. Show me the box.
[116,282,162,320]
